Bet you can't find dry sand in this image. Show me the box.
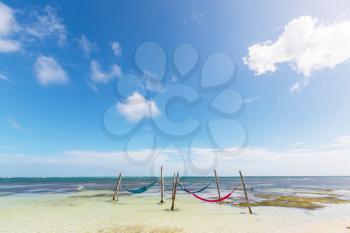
[0,191,349,233]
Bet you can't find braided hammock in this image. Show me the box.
[127,180,158,194]
[192,190,235,203]
[179,181,213,194]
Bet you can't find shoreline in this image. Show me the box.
[1,191,350,233]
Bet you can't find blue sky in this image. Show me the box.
[1,0,350,176]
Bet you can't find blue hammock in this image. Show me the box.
[127,180,158,194]
[179,181,213,194]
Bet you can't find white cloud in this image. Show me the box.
[191,8,205,23]
[25,6,67,45]
[111,41,121,57]
[34,55,69,86]
[85,78,98,93]
[90,60,122,84]
[334,135,350,146]
[244,96,263,104]
[0,3,67,52]
[290,142,304,147]
[77,35,95,56]
[289,79,310,94]
[0,2,17,35]
[0,74,10,82]
[244,16,350,91]
[0,39,20,52]
[144,76,165,93]
[184,8,205,24]
[117,92,160,122]
[1,139,350,176]
[0,2,21,52]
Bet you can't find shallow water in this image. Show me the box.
[0,192,349,233]
[1,176,350,198]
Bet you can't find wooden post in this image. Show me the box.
[239,171,252,214]
[160,166,164,203]
[171,173,176,200]
[214,169,221,201]
[171,172,179,211]
[112,172,122,201]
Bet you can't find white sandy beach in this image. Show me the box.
[1,191,349,233]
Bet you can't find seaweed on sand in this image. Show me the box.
[239,194,350,210]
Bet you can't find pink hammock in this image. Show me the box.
[192,190,234,203]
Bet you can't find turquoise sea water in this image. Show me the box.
[1,177,350,200]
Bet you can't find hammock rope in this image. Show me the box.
[127,180,158,194]
[179,181,213,194]
[191,190,235,203]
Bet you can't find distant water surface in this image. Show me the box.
[1,177,350,200]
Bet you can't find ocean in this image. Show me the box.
[1,176,350,200]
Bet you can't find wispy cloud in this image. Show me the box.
[7,117,25,131]
[85,78,98,93]
[184,8,205,24]
[244,96,263,104]
[144,76,165,93]
[77,35,96,57]
[244,16,350,92]
[334,135,350,146]
[117,91,160,122]
[0,73,12,83]
[0,145,12,150]
[0,2,21,52]
[34,55,69,86]
[111,41,121,57]
[0,3,68,53]
[0,38,21,53]
[90,60,121,84]
[289,79,310,94]
[24,6,67,46]
[290,142,304,147]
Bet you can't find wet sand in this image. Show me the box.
[1,191,350,233]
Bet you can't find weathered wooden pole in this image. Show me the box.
[239,170,252,214]
[171,173,176,200]
[160,166,164,203]
[171,172,179,211]
[112,172,122,201]
[214,169,221,201]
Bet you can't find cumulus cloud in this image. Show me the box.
[34,55,69,86]
[111,41,121,57]
[244,16,350,76]
[244,16,350,92]
[117,92,160,122]
[90,60,122,84]
[0,2,21,52]
[25,6,67,45]
[77,35,96,56]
